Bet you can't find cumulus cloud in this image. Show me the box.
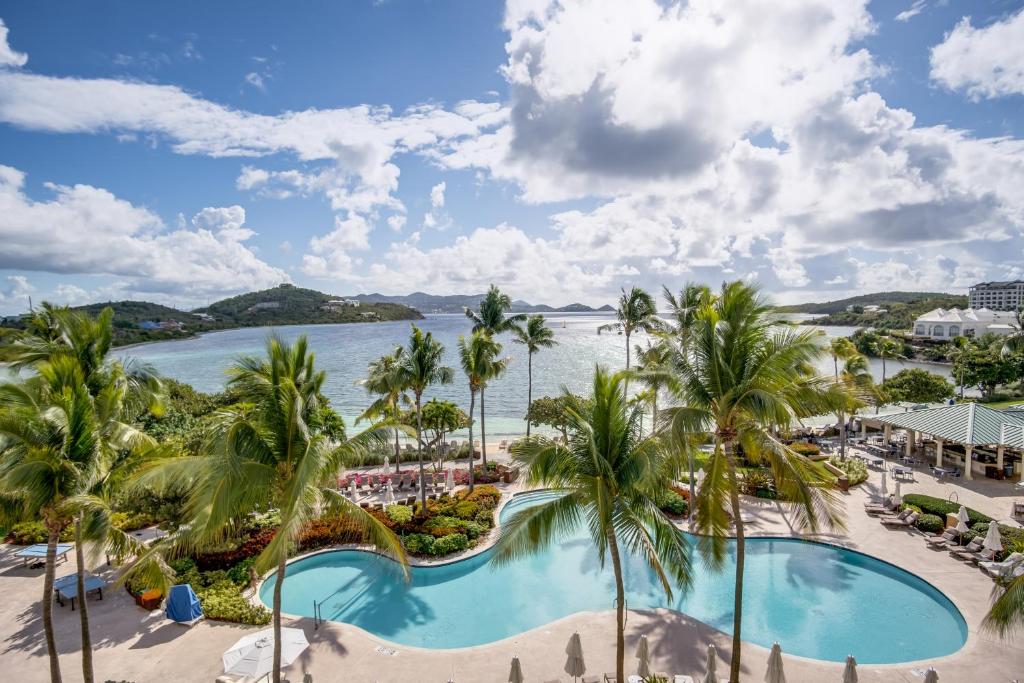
[930,9,1024,99]
[0,166,288,299]
[895,1,927,23]
[430,182,446,208]
[0,275,33,304]
[0,19,27,68]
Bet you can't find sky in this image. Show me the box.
[1,0,1023,314]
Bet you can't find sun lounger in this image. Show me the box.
[672,677,695,683]
[582,677,601,683]
[881,512,919,527]
[53,572,105,610]
[14,543,73,568]
[864,500,896,515]
[958,548,997,564]
[948,538,983,557]
[980,552,1024,578]
[603,675,618,683]
[925,528,959,549]
[879,508,912,523]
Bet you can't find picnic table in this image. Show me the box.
[931,466,955,478]
[891,465,915,481]
[53,572,105,611]
[13,543,72,568]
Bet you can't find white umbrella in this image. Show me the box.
[842,655,857,683]
[764,642,785,683]
[983,523,1003,553]
[223,627,308,680]
[636,635,651,678]
[383,455,390,473]
[508,655,523,683]
[386,480,396,505]
[893,480,902,507]
[564,632,586,681]
[349,480,358,499]
[923,668,938,683]
[702,644,718,683]
[956,505,970,540]
[879,471,888,499]
[446,467,454,492]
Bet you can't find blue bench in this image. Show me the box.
[53,573,106,611]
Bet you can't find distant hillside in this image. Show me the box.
[778,291,968,330]
[350,291,613,314]
[1,284,423,347]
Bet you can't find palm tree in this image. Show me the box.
[494,366,690,683]
[950,336,971,399]
[984,572,1024,637]
[398,325,454,507]
[464,284,527,336]
[598,287,661,389]
[357,346,409,473]
[477,340,510,470]
[134,335,406,683]
[458,331,504,492]
[631,340,670,432]
[874,335,906,384]
[829,337,859,459]
[0,305,163,683]
[662,281,846,683]
[512,315,557,438]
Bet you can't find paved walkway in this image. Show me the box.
[1,471,1022,682]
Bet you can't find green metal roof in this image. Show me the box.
[873,403,1024,448]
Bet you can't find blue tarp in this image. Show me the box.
[165,584,203,624]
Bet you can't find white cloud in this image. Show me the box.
[386,214,407,232]
[930,9,1024,99]
[53,283,90,306]
[0,19,27,68]
[0,165,288,300]
[244,72,266,92]
[895,1,927,23]
[430,181,446,208]
[0,275,33,303]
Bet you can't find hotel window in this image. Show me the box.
[933,325,944,337]
[949,325,960,336]
[915,325,925,335]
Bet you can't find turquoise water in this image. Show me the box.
[115,314,955,438]
[259,491,967,663]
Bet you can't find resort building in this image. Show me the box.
[246,301,281,312]
[911,307,1016,340]
[319,299,361,312]
[969,280,1024,311]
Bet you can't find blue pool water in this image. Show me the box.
[259,491,967,663]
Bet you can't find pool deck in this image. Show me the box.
[1,467,1022,682]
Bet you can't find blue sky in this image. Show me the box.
[1,0,1023,313]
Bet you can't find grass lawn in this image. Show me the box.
[976,397,1024,410]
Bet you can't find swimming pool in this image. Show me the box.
[259,491,967,663]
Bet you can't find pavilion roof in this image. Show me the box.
[874,402,1024,448]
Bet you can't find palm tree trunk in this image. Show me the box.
[839,411,847,460]
[526,352,533,438]
[416,393,427,509]
[606,527,626,683]
[480,387,487,468]
[687,447,696,524]
[393,396,401,474]
[624,330,631,395]
[43,521,63,683]
[272,553,286,683]
[75,517,94,683]
[467,389,476,493]
[724,443,745,683]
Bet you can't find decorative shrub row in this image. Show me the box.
[4,522,73,545]
[403,532,469,556]
[914,514,944,534]
[963,522,1024,560]
[828,457,868,486]
[168,557,270,625]
[901,494,992,525]
[788,442,821,456]
[656,489,689,517]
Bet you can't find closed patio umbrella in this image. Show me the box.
[764,642,785,683]
[923,668,938,683]
[348,480,358,499]
[893,480,901,507]
[223,627,308,681]
[842,655,857,683]
[983,523,1003,553]
[636,635,651,678]
[386,480,396,505]
[564,632,585,681]
[383,455,390,473]
[702,644,718,683]
[446,468,454,491]
[508,655,523,683]
[879,471,888,499]
[955,505,970,541]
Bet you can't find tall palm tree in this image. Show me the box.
[0,305,163,683]
[495,366,690,683]
[598,287,662,386]
[477,340,510,470]
[512,315,557,438]
[829,337,859,458]
[134,335,406,683]
[458,331,503,492]
[874,335,906,384]
[662,281,846,683]
[397,325,454,507]
[951,335,971,399]
[357,346,409,473]
[464,284,528,336]
[631,340,670,432]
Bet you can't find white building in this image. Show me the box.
[969,280,1024,311]
[912,307,1016,341]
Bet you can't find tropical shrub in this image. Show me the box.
[901,494,991,525]
[963,523,1024,560]
[881,369,954,403]
[4,521,75,544]
[789,442,821,456]
[196,581,271,625]
[431,533,469,555]
[656,489,688,517]
[474,510,494,528]
[463,484,501,509]
[403,533,435,555]
[226,557,257,585]
[828,456,868,486]
[386,504,413,525]
[915,514,944,534]
[194,528,276,570]
[110,511,156,531]
[740,469,775,497]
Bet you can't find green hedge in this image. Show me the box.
[402,532,470,556]
[901,494,991,525]
[915,514,944,534]
[963,523,1024,561]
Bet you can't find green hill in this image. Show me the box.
[778,291,968,330]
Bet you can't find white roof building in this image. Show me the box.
[912,307,1016,341]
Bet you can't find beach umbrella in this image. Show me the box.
[564,632,585,681]
[764,642,785,683]
[893,480,901,507]
[983,523,1003,553]
[879,471,888,499]
[446,468,454,492]
[842,655,857,683]
[508,655,523,683]
[386,481,396,505]
[223,627,308,680]
[955,505,970,540]
[636,635,651,678]
[923,668,938,683]
[701,644,718,683]
[383,455,390,473]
